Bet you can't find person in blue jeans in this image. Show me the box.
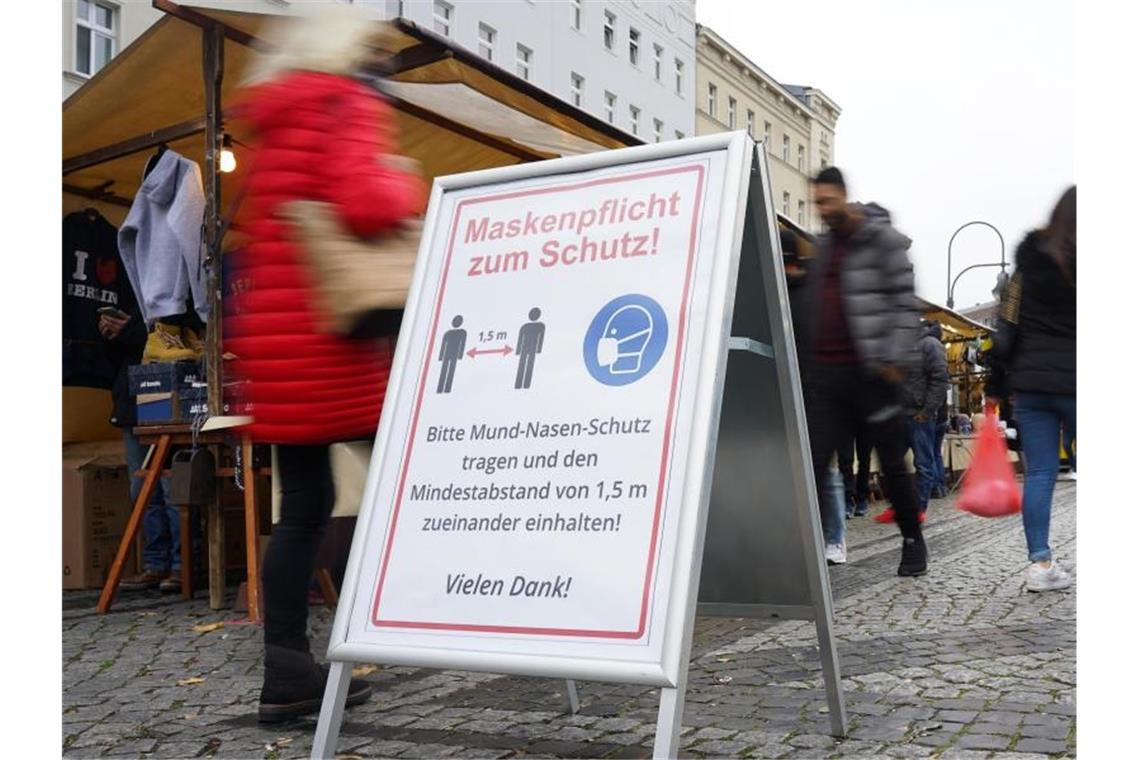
[932,402,949,498]
[900,320,949,519]
[119,431,184,592]
[99,303,194,593]
[989,186,1076,592]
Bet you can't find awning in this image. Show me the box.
[62,2,640,209]
[917,297,992,340]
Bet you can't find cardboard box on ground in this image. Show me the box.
[62,441,137,589]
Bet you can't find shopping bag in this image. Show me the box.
[281,200,421,336]
[956,411,1022,517]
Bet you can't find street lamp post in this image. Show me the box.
[946,221,1006,309]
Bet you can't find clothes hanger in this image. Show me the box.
[143,143,169,179]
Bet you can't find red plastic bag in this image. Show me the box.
[956,411,1022,517]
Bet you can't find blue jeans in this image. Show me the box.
[123,430,181,573]
[1014,392,1076,562]
[822,468,846,546]
[933,423,948,491]
[908,418,938,511]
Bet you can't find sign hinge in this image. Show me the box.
[727,336,775,359]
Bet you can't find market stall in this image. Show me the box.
[917,296,993,417]
[62,0,640,615]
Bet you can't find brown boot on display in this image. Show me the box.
[142,322,197,364]
[181,326,205,357]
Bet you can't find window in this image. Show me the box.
[604,91,616,124]
[764,121,772,149]
[653,118,663,143]
[674,58,684,95]
[706,82,717,118]
[782,134,790,162]
[570,0,582,31]
[604,10,616,50]
[516,44,532,81]
[727,96,737,129]
[746,109,755,138]
[653,44,663,81]
[432,0,452,36]
[629,28,640,66]
[629,105,640,135]
[570,72,584,107]
[75,0,116,77]
[782,192,791,216]
[797,144,805,171]
[478,23,496,62]
[675,130,685,140]
[797,200,806,225]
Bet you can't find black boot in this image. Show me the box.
[898,533,928,577]
[259,644,372,723]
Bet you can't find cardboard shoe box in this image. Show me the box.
[62,441,136,589]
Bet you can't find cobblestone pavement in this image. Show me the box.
[63,484,1076,759]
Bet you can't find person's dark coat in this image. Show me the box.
[902,321,950,418]
[992,230,1076,396]
[802,202,920,376]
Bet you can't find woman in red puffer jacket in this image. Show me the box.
[228,9,424,724]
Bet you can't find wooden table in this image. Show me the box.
[95,424,267,622]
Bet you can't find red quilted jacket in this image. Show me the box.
[227,70,425,444]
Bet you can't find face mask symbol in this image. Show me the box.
[595,305,654,375]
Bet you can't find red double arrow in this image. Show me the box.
[467,345,513,358]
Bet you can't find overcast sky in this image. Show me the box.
[696,0,1075,310]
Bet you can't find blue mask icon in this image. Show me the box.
[596,305,654,375]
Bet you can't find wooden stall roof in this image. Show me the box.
[62,3,640,209]
[917,297,992,340]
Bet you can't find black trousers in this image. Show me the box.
[806,364,921,538]
[263,444,335,652]
[837,429,872,505]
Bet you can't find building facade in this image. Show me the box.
[958,300,999,329]
[694,25,840,232]
[62,0,697,144]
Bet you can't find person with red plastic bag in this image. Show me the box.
[987,187,1076,592]
[229,6,425,722]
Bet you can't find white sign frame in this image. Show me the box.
[311,133,833,759]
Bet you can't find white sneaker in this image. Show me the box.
[1026,560,1073,592]
[825,542,848,565]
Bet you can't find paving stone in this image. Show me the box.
[691,727,738,741]
[786,733,836,750]
[1017,722,1072,741]
[691,739,752,756]
[953,733,1011,751]
[1015,737,1071,754]
[936,710,979,724]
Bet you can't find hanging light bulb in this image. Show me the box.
[220,133,237,173]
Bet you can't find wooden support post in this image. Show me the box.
[202,23,224,417]
[315,569,339,610]
[242,436,262,622]
[207,468,226,609]
[98,435,173,614]
[180,505,193,600]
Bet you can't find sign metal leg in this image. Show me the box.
[311,661,351,760]
[814,612,848,736]
[653,684,687,760]
[563,679,580,714]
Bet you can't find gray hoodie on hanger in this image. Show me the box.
[118,149,208,326]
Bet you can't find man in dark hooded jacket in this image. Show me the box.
[804,168,927,576]
[903,320,950,516]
